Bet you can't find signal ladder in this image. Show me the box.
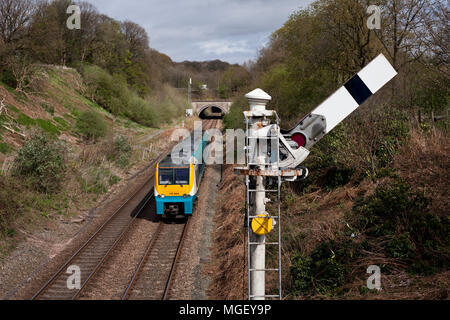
[244,112,282,300]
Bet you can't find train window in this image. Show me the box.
[159,169,173,185]
[175,169,190,185]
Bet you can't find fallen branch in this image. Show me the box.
[2,124,26,138]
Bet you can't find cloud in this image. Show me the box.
[199,40,253,55]
[87,0,314,64]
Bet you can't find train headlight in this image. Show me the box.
[183,194,188,198]
[160,195,165,199]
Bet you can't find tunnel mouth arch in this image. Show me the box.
[198,105,224,119]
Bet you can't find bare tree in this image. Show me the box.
[78,1,100,65]
[375,0,433,71]
[0,94,26,137]
[0,0,36,47]
[120,20,150,60]
[5,54,44,94]
[423,1,449,76]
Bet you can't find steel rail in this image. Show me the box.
[121,222,164,300]
[31,155,163,300]
[162,218,190,300]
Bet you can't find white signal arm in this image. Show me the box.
[279,53,397,169]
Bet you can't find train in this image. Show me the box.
[155,130,210,218]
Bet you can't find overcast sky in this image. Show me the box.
[87,0,314,64]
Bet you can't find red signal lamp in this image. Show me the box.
[291,133,307,149]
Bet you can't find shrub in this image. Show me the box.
[290,239,356,295]
[75,110,108,141]
[78,166,119,194]
[0,175,23,238]
[82,66,160,127]
[352,178,449,274]
[0,142,13,154]
[13,134,67,193]
[114,135,132,168]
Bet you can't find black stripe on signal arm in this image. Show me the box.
[344,74,373,105]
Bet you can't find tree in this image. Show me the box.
[120,21,149,60]
[375,0,434,71]
[0,0,35,48]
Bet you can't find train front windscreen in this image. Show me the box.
[159,168,190,186]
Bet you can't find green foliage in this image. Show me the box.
[53,117,70,131]
[0,142,13,154]
[223,95,246,130]
[218,66,250,99]
[35,119,60,135]
[82,65,159,127]
[0,175,23,238]
[0,70,17,89]
[16,113,36,127]
[353,178,449,274]
[78,166,119,195]
[353,178,430,236]
[385,234,415,259]
[12,134,67,193]
[112,135,133,168]
[290,239,361,295]
[322,167,354,190]
[75,110,108,141]
[41,103,55,115]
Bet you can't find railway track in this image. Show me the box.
[31,187,155,300]
[121,118,221,300]
[30,119,220,300]
[122,219,190,300]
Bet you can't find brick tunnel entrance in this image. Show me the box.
[199,106,224,119]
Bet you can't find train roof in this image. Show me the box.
[158,131,207,168]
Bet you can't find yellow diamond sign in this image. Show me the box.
[251,214,274,235]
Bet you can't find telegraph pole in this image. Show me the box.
[188,77,192,106]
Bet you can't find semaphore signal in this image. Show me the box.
[235,53,398,300]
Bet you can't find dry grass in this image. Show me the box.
[207,165,247,300]
[209,127,449,300]
[393,128,449,217]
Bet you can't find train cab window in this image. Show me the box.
[159,169,174,185]
[175,168,190,185]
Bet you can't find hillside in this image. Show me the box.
[0,65,191,257]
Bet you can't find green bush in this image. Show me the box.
[290,239,357,295]
[223,95,246,130]
[82,66,159,127]
[385,234,415,259]
[0,142,13,154]
[75,110,108,141]
[78,166,119,194]
[353,178,449,274]
[353,178,431,237]
[13,134,67,193]
[113,135,133,168]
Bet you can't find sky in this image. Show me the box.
[87,0,314,64]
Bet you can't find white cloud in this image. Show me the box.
[199,40,253,55]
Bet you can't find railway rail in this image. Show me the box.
[122,219,190,300]
[31,185,155,300]
[122,118,221,300]
[30,119,220,300]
